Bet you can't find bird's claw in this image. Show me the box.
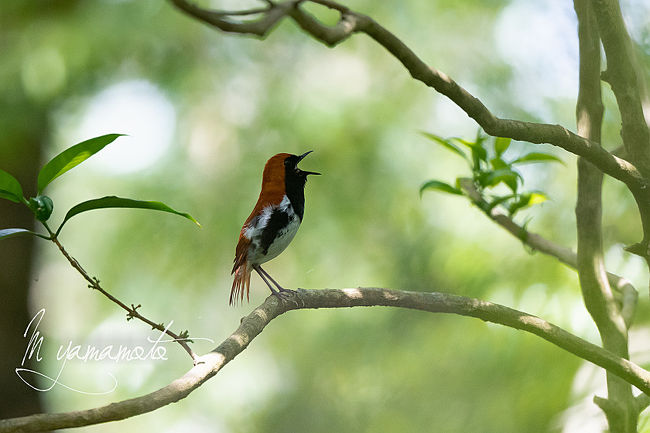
[272,288,302,307]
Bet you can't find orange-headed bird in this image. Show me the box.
[231,152,320,305]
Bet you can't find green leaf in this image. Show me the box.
[453,138,487,158]
[494,137,511,157]
[508,194,531,215]
[508,192,547,216]
[28,195,54,222]
[489,157,509,171]
[57,196,201,235]
[37,134,124,193]
[512,152,563,165]
[528,192,548,205]
[480,169,522,192]
[0,228,48,241]
[451,138,488,167]
[0,169,25,203]
[420,180,463,196]
[475,128,488,146]
[486,193,518,212]
[420,132,468,161]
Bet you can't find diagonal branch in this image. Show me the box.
[3,288,650,432]
[168,0,648,192]
[45,225,199,363]
[458,178,638,328]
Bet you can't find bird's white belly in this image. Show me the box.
[245,196,302,265]
[257,216,300,263]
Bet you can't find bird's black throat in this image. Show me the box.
[284,169,307,221]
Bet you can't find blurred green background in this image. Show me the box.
[1,0,650,432]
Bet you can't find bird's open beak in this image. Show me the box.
[298,150,321,175]
[298,150,313,161]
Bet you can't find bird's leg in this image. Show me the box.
[257,265,296,295]
[253,265,280,296]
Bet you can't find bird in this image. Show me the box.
[230,151,320,305]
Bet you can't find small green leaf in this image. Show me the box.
[452,138,488,160]
[494,137,511,157]
[57,196,201,235]
[489,157,509,170]
[475,129,487,146]
[420,132,468,161]
[420,180,463,196]
[37,134,125,193]
[486,193,518,212]
[512,152,563,165]
[481,169,522,192]
[0,169,25,203]
[508,192,546,215]
[508,194,532,215]
[0,228,48,241]
[528,192,547,205]
[28,195,54,222]
[451,138,487,167]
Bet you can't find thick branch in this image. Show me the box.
[3,288,650,432]
[574,0,627,346]
[168,0,648,191]
[574,0,637,429]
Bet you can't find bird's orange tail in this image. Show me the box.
[230,265,251,305]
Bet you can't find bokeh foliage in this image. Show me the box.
[1,0,649,432]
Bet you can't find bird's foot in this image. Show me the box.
[278,287,297,294]
[271,287,302,306]
[271,288,294,299]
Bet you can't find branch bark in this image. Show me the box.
[2,288,650,433]
[167,0,648,192]
[592,0,650,260]
[593,0,650,174]
[574,1,638,430]
[458,178,638,328]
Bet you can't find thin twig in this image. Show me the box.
[44,225,198,363]
[2,287,650,432]
[169,0,292,37]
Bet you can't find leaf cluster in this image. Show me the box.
[0,134,199,241]
[420,130,562,217]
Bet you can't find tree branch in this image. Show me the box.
[593,0,650,174]
[458,178,638,328]
[45,225,199,363]
[169,0,292,37]
[168,0,648,193]
[574,0,637,429]
[593,0,650,261]
[3,287,650,432]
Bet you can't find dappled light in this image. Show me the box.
[341,288,363,299]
